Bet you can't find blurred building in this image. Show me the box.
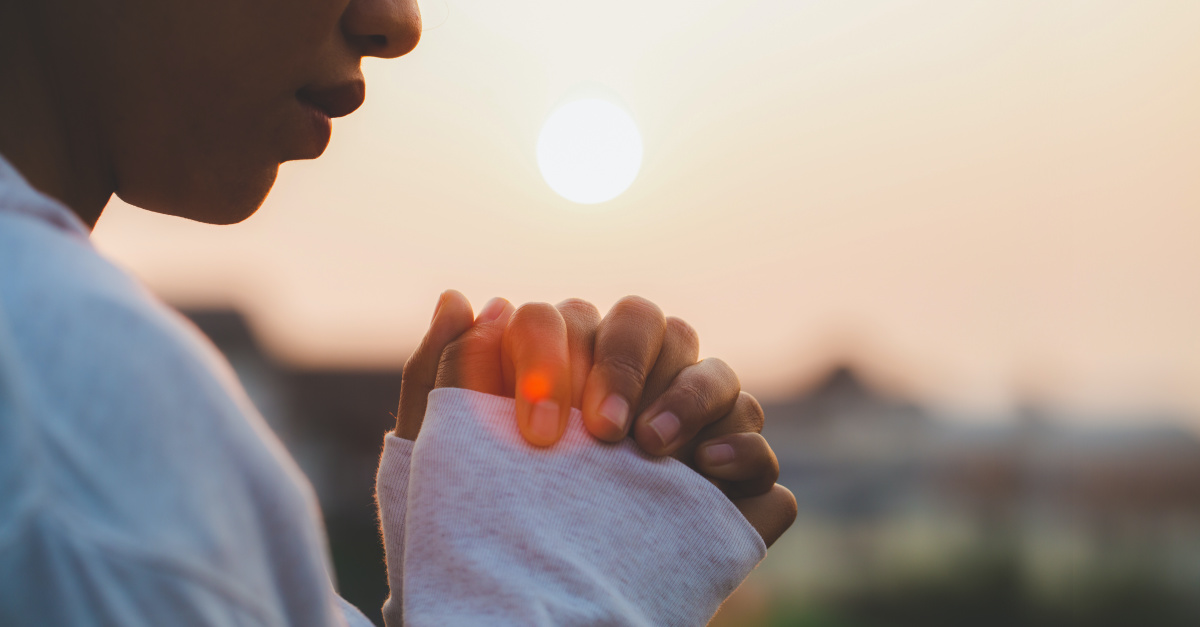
[766,365,1200,530]
[756,368,1200,626]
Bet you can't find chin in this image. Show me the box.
[119,164,279,225]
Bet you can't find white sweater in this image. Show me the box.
[0,153,764,626]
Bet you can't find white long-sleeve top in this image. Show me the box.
[0,153,765,626]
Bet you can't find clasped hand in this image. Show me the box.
[395,290,797,546]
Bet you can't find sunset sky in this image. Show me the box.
[92,0,1200,422]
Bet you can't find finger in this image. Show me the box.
[694,433,779,498]
[581,296,666,442]
[433,297,515,394]
[636,316,700,417]
[395,290,474,439]
[632,357,740,457]
[502,303,571,447]
[556,298,601,409]
[677,391,765,463]
[732,484,797,549]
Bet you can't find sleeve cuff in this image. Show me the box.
[375,432,415,624]
[399,387,766,626]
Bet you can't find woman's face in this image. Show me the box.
[33,0,420,224]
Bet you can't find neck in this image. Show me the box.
[0,4,114,230]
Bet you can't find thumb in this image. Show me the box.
[433,296,515,394]
[732,484,798,549]
[395,290,474,439]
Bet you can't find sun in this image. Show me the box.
[537,99,643,204]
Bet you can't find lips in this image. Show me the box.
[297,80,366,119]
[289,80,365,158]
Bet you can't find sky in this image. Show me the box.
[92,0,1200,421]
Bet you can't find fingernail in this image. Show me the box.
[701,443,735,466]
[477,297,506,323]
[647,411,680,449]
[431,292,446,322]
[529,399,560,445]
[597,394,629,434]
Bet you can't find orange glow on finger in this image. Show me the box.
[520,371,552,402]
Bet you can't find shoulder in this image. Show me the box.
[0,183,337,625]
[0,209,249,426]
[0,211,316,562]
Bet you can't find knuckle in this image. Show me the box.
[611,295,665,325]
[509,302,562,334]
[739,391,765,432]
[437,336,470,365]
[753,436,781,481]
[672,378,716,415]
[558,299,602,340]
[557,297,601,320]
[703,357,739,386]
[599,353,649,389]
[400,355,421,384]
[782,487,799,522]
[664,316,699,351]
[513,301,557,319]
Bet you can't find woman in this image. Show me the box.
[0,0,797,624]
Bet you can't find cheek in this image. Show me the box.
[169,1,345,159]
[107,0,346,221]
[110,84,280,217]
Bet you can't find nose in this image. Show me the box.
[342,0,422,59]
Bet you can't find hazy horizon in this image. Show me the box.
[93,0,1200,423]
